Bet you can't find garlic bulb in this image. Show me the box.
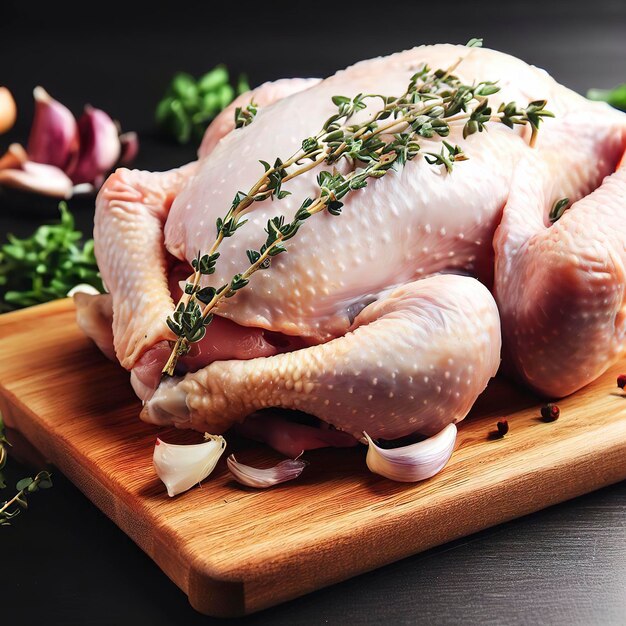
[226,454,307,488]
[153,434,226,497]
[364,423,457,482]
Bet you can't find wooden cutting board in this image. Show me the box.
[1,299,625,617]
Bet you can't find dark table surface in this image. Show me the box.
[1,1,626,624]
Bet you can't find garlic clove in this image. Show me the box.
[69,105,121,184]
[153,434,226,497]
[118,131,139,166]
[0,87,17,134]
[67,283,101,297]
[226,454,308,489]
[0,160,74,198]
[27,86,79,171]
[364,423,457,482]
[0,143,28,170]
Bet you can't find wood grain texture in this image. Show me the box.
[1,299,625,617]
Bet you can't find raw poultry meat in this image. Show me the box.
[78,44,626,467]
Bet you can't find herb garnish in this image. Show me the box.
[549,197,570,223]
[156,65,250,143]
[0,202,104,311]
[162,40,554,376]
[587,84,626,112]
[0,414,53,526]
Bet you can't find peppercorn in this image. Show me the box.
[541,403,560,422]
[496,419,509,437]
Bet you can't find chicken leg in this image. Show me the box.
[142,274,501,440]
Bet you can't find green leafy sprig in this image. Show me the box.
[156,65,250,143]
[162,40,554,376]
[234,101,258,129]
[0,203,104,312]
[587,84,626,112]
[0,471,53,526]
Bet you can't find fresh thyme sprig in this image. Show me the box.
[162,40,554,376]
[234,101,258,129]
[0,471,53,526]
[0,415,53,526]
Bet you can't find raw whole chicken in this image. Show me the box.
[78,44,626,477]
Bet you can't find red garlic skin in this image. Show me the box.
[27,86,79,172]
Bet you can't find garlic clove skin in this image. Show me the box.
[69,105,121,184]
[118,131,139,166]
[153,434,226,497]
[0,87,17,135]
[226,454,307,489]
[0,160,74,198]
[364,423,457,482]
[27,86,79,171]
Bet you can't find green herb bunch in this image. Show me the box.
[156,65,250,144]
[0,414,53,526]
[162,39,554,375]
[587,84,626,111]
[0,202,104,311]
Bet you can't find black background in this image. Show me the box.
[1,1,626,624]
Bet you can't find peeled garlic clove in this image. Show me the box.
[0,160,73,198]
[69,105,121,184]
[153,434,226,497]
[226,454,307,489]
[0,87,17,135]
[118,131,139,166]
[27,86,79,171]
[364,423,457,482]
[67,283,101,297]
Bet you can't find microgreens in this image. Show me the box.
[161,40,554,376]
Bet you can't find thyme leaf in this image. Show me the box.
[549,197,570,223]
